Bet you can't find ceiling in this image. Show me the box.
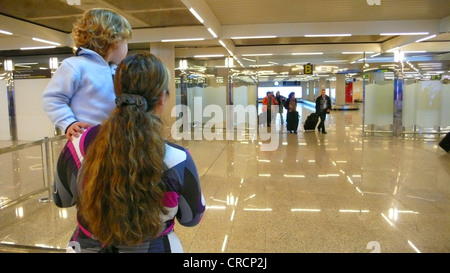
[0,0,449,82]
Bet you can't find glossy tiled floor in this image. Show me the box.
[1,103,449,253]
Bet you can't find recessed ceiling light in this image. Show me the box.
[189,8,204,23]
[380,32,429,36]
[161,38,205,42]
[32,37,61,46]
[231,36,277,39]
[305,34,351,37]
[20,46,56,50]
[0,30,13,35]
[291,52,323,55]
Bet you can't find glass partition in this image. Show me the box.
[363,69,449,138]
[363,70,395,135]
[174,61,259,131]
[403,79,450,137]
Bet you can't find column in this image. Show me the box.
[393,78,403,137]
[314,80,320,98]
[216,67,232,130]
[4,60,18,141]
[301,81,307,100]
[335,74,346,106]
[180,72,188,131]
[149,42,176,138]
[319,77,326,92]
[308,80,315,102]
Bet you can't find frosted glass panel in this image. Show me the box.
[233,86,250,106]
[233,85,257,125]
[402,82,417,128]
[440,84,450,127]
[415,81,441,128]
[187,85,226,124]
[364,80,394,128]
[402,80,448,133]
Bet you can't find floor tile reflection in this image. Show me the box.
[1,103,449,253]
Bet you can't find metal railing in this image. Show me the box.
[0,135,66,210]
[0,243,66,253]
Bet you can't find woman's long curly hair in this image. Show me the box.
[76,52,170,246]
[72,8,132,57]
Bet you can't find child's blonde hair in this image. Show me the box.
[72,8,132,57]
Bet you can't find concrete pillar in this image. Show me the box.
[335,74,346,106]
[393,78,403,137]
[149,42,176,138]
[311,80,319,101]
[301,81,307,100]
[308,81,315,101]
[6,84,18,141]
[319,77,326,92]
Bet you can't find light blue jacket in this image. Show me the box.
[42,48,117,132]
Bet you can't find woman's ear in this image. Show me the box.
[154,90,168,116]
[159,91,168,105]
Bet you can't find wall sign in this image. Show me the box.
[304,64,313,75]
[13,69,51,80]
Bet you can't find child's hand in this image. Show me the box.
[66,122,91,140]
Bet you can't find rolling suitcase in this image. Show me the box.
[303,113,319,131]
[439,132,450,152]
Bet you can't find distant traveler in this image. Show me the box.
[285,92,299,133]
[315,88,332,134]
[275,91,286,125]
[262,91,278,127]
[42,8,132,140]
[52,52,206,253]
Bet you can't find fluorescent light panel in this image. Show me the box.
[380,32,429,36]
[342,51,374,54]
[161,38,205,42]
[189,8,204,23]
[415,34,436,43]
[32,37,61,46]
[242,53,273,56]
[305,34,351,37]
[231,36,277,39]
[218,39,226,47]
[207,28,217,38]
[291,52,323,55]
[194,54,224,58]
[20,46,56,50]
[243,58,256,62]
[0,30,13,35]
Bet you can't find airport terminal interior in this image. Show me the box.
[0,0,449,253]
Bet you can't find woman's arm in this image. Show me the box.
[176,151,206,227]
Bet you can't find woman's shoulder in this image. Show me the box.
[163,141,191,169]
